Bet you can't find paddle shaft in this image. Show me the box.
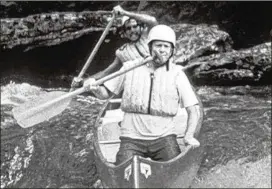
[26,56,153,114]
[77,13,116,79]
[93,57,151,85]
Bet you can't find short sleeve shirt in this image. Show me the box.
[104,61,199,140]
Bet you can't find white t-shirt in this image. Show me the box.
[104,62,198,140]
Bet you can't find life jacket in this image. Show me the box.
[115,35,150,63]
[121,59,181,117]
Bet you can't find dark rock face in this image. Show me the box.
[172,23,271,85]
[186,43,271,85]
[0,1,116,18]
[0,1,271,86]
[0,10,126,51]
[172,23,233,63]
[136,1,272,49]
[1,1,271,50]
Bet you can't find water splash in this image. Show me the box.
[1,81,44,106]
[0,83,270,188]
[1,81,104,187]
[1,134,34,188]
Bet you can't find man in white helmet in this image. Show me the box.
[73,5,158,86]
[84,25,201,164]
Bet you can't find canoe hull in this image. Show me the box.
[93,97,205,188]
[94,145,204,188]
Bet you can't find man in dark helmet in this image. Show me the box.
[84,25,201,164]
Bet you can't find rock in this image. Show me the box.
[187,43,271,85]
[171,24,270,85]
[0,1,117,18]
[138,2,271,49]
[172,23,233,64]
[1,2,271,85]
[0,11,118,51]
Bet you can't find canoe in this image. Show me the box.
[93,97,205,188]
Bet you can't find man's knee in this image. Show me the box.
[165,135,181,156]
[115,148,134,165]
[115,138,146,165]
[153,135,181,161]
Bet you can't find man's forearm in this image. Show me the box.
[185,104,200,137]
[124,10,158,27]
[91,85,112,100]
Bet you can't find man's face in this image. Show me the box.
[124,19,141,41]
[151,40,173,67]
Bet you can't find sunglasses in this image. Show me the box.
[125,24,139,31]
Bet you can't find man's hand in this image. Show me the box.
[83,78,109,99]
[83,77,99,91]
[113,5,126,16]
[71,77,83,88]
[184,135,200,148]
[153,50,164,64]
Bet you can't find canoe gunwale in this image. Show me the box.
[93,93,204,167]
[93,90,205,187]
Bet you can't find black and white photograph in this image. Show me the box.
[1,1,271,188]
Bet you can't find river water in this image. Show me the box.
[1,83,271,188]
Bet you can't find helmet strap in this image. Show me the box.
[166,48,174,71]
[166,60,169,71]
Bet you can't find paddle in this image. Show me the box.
[11,12,116,128]
[12,56,153,128]
[70,12,116,89]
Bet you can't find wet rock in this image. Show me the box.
[188,42,271,85]
[1,2,270,51]
[1,2,271,85]
[0,1,117,18]
[1,11,118,51]
[171,23,270,85]
[136,2,271,49]
[172,23,233,63]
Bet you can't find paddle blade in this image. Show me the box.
[12,91,71,128]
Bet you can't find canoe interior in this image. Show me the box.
[97,100,190,163]
[94,98,204,188]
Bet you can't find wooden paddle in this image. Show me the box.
[12,56,153,128]
[70,12,116,89]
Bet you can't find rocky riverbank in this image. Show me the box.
[1,1,271,86]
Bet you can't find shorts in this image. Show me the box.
[115,134,182,165]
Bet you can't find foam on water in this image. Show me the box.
[0,82,271,188]
[1,81,44,106]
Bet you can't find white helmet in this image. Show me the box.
[147,25,176,47]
